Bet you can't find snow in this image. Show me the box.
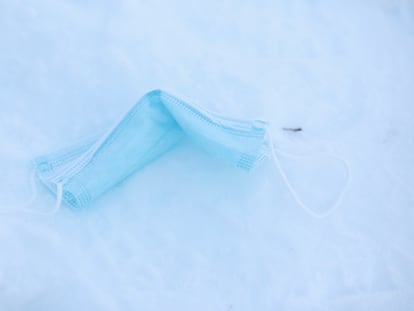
[1,0,414,310]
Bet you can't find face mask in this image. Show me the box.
[33,90,269,209]
[2,90,350,218]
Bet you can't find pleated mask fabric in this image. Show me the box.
[33,90,269,208]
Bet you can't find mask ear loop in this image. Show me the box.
[265,126,351,218]
[0,169,63,216]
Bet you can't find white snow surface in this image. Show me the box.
[1,0,414,310]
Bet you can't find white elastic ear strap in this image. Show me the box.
[265,126,351,218]
[0,170,63,216]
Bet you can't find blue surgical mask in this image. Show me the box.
[33,90,269,209]
[1,89,349,218]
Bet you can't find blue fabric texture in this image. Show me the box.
[33,90,268,208]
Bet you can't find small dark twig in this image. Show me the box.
[282,127,302,132]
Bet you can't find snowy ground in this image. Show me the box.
[1,0,414,310]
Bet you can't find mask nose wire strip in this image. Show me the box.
[0,170,63,216]
[265,126,351,218]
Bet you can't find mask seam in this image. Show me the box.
[159,91,266,138]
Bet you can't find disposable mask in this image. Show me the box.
[33,90,269,209]
[3,90,349,218]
